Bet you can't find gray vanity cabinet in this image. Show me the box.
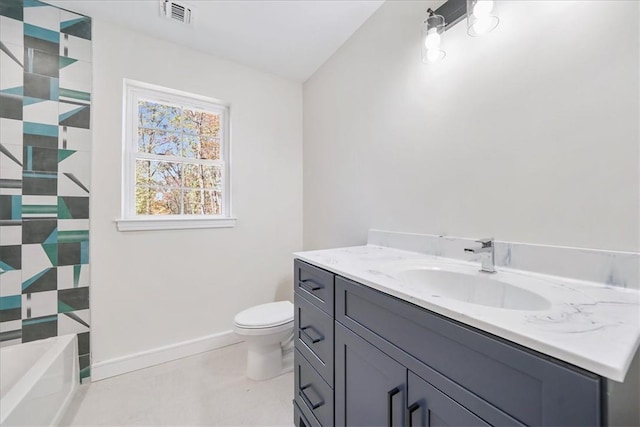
[294,259,606,427]
[335,323,406,427]
[335,316,490,427]
[335,276,602,426]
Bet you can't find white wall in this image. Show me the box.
[303,0,640,252]
[91,20,302,368]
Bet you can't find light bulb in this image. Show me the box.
[471,16,496,35]
[467,0,498,36]
[422,12,445,65]
[472,0,493,18]
[426,49,445,63]
[424,28,441,49]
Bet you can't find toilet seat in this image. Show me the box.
[234,320,293,336]
[233,301,293,329]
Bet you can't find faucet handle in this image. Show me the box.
[475,238,494,247]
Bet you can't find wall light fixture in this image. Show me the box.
[422,9,446,64]
[422,0,500,64]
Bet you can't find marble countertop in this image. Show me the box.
[294,245,640,382]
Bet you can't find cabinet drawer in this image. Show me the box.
[294,260,334,315]
[294,400,315,427]
[295,293,334,386]
[295,349,334,427]
[335,276,602,427]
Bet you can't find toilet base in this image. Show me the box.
[246,340,293,381]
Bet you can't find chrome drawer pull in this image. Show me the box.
[299,279,323,292]
[300,384,324,410]
[408,402,420,427]
[387,387,400,427]
[300,326,324,344]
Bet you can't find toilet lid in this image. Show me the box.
[234,301,294,329]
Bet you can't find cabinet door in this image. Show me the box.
[335,323,406,427]
[408,372,490,427]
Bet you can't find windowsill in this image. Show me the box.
[115,216,236,232]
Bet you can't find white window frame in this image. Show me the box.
[116,79,235,231]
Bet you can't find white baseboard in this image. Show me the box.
[91,330,242,381]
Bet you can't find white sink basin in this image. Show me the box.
[382,261,552,311]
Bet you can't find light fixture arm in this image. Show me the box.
[430,0,467,31]
[427,0,499,34]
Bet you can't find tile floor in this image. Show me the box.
[61,343,294,426]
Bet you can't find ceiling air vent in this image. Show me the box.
[161,0,192,24]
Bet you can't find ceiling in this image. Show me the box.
[48,0,385,82]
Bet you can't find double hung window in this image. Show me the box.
[118,80,233,231]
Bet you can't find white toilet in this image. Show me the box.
[233,301,294,381]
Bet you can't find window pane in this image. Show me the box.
[183,189,222,215]
[138,100,181,132]
[183,189,204,215]
[183,164,222,190]
[182,108,220,136]
[138,129,180,156]
[136,159,151,185]
[136,186,153,215]
[136,187,181,215]
[204,189,222,215]
[136,160,182,187]
[183,135,220,160]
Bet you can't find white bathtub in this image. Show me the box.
[0,334,79,426]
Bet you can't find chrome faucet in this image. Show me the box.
[464,238,496,274]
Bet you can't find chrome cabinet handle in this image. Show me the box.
[300,384,324,410]
[299,279,323,292]
[300,326,323,344]
[408,402,421,427]
[387,387,401,427]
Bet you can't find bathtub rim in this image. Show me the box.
[0,334,79,426]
